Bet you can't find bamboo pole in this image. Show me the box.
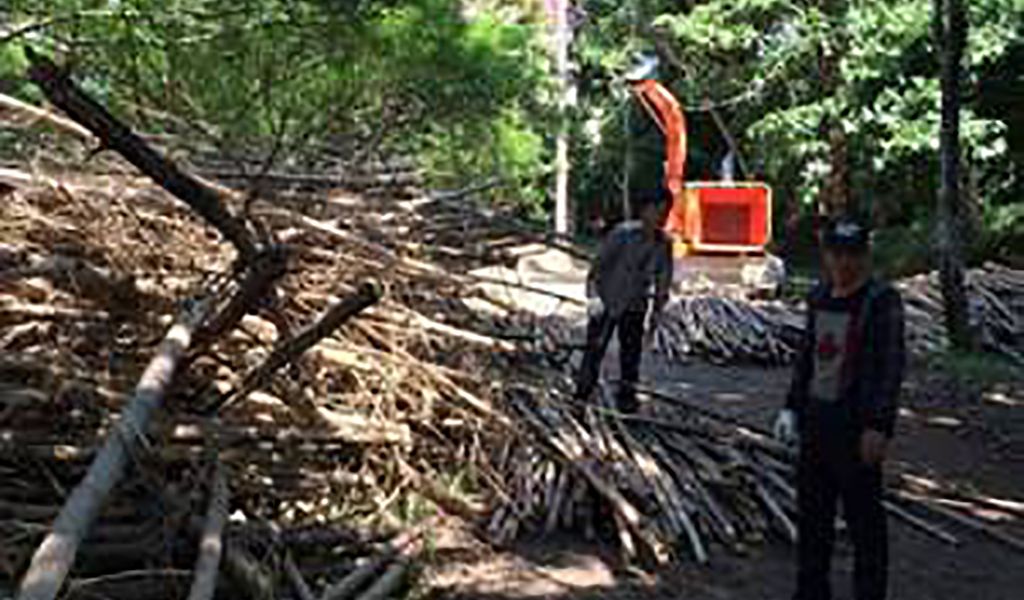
[0,92,94,141]
[219,282,381,411]
[882,500,960,546]
[186,461,229,600]
[320,519,436,600]
[895,491,1024,553]
[17,302,209,600]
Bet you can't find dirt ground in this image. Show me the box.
[421,357,1024,600]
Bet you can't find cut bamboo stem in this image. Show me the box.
[17,302,209,600]
[186,461,229,600]
[220,282,381,410]
[883,500,960,546]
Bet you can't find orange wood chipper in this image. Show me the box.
[627,64,784,294]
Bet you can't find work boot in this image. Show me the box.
[616,384,639,413]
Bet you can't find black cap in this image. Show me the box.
[823,215,870,249]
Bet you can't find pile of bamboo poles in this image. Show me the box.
[899,265,1024,360]
[652,296,803,365]
[491,384,1024,566]
[492,384,799,566]
[645,265,1024,365]
[0,167,522,598]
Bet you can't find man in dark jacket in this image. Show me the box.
[575,188,673,411]
[774,215,906,600]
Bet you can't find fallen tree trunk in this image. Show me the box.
[195,246,288,346]
[25,50,257,262]
[16,301,211,600]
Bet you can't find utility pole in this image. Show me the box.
[621,0,639,220]
[548,0,573,235]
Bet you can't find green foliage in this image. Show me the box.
[571,0,1024,263]
[2,0,550,207]
[0,43,33,98]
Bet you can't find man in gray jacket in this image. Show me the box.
[574,189,673,411]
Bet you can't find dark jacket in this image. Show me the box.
[786,278,906,437]
[585,221,673,317]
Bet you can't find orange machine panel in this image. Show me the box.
[668,182,772,253]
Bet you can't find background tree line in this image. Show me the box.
[1,0,1022,272]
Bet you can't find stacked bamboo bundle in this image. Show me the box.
[652,296,803,365]
[898,265,1024,361]
[492,385,799,566]
[490,384,1024,566]
[645,266,1024,366]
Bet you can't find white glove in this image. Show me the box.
[773,409,798,444]
[587,297,604,318]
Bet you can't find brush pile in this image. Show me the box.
[0,156,541,599]
[0,56,564,598]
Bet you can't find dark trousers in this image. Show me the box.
[795,428,888,600]
[574,308,645,408]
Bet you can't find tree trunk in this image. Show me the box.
[815,0,852,219]
[25,50,258,262]
[934,0,973,350]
